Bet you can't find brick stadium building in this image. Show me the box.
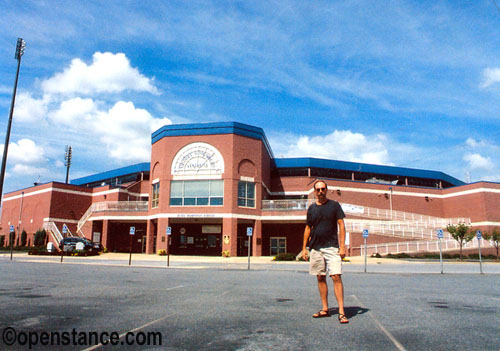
[1,122,499,256]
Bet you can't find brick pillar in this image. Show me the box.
[156,217,170,253]
[222,217,238,257]
[252,220,262,256]
[101,220,109,249]
[146,219,157,254]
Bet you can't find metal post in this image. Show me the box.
[60,231,65,263]
[364,237,367,273]
[126,235,132,265]
[478,238,483,275]
[9,228,14,261]
[11,191,24,260]
[167,235,170,267]
[389,187,393,220]
[439,238,443,274]
[248,235,251,270]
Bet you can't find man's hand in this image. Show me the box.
[302,249,309,261]
[339,246,346,259]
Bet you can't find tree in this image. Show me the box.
[20,230,27,247]
[34,229,47,247]
[483,228,500,261]
[446,223,474,260]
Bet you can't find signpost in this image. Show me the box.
[437,229,444,274]
[129,226,135,266]
[60,224,68,263]
[477,230,483,274]
[166,226,171,267]
[247,227,253,270]
[9,225,15,261]
[362,229,369,273]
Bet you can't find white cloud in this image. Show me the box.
[92,101,172,161]
[480,68,500,88]
[49,97,97,125]
[463,153,493,171]
[11,164,50,176]
[13,92,49,123]
[283,130,391,165]
[41,52,159,95]
[2,139,46,164]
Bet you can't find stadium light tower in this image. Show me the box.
[64,145,72,184]
[0,38,26,205]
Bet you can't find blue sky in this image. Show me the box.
[1,0,500,193]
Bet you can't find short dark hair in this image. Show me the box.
[313,180,328,190]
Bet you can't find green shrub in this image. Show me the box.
[422,253,440,259]
[34,229,47,247]
[273,252,297,261]
[158,249,167,256]
[371,253,382,258]
[20,230,27,247]
[0,235,4,247]
[385,252,410,259]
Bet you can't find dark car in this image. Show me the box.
[59,237,103,252]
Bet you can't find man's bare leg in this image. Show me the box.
[317,275,329,312]
[332,274,347,318]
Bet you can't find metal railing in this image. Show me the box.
[42,221,63,244]
[77,201,149,234]
[345,221,452,240]
[262,200,469,227]
[357,237,493,256]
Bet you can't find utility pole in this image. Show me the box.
[0,38,26,205]
[65,145,72,184]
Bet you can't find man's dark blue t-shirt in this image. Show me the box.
[306,199,345,250]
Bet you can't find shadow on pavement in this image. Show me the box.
[328,305,369,319]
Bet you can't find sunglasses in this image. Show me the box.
[315,187,327,192]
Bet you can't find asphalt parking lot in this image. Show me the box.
[1,259,499,350]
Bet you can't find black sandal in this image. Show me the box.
[312,310,330,318]
[338,314,349,324]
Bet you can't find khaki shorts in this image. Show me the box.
[309,247,342,276]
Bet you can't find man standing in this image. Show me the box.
[302,180,349,324]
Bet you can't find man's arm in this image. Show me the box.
[302,225,311,261]
[337,219,346,259]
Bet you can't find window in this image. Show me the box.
[151,182,160,208]
[238,181,255,208]
[270,237,286,255]
[170,180,223,206]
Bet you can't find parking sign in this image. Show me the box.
[9,225,14,232]
[129,226,135,235]
[476,230,482,239]
[247,227,253,236]
[362,229,369,238]
[62,224,68,234]
[437,229,444,239]
[166,226,171,235]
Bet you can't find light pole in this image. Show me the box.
[64,145,72,184]
[0,38,26,205]
[389,186,393,220]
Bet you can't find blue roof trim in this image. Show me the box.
[152,122,274,158]
[273,158,465,186]
[71,162,150,186]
